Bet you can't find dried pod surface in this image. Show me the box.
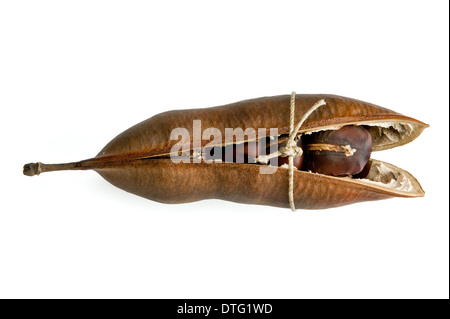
[96,94,426,159]
[23,94,428,209]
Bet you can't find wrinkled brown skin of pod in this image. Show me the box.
[97,159,400,209]
[92,94,427,209]
[96,94,426,159]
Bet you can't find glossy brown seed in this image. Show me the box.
[353,161,372,179]
[204,140,264,163]
[226,140,264,164]
[302,125,372,176]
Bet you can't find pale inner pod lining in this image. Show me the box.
[364,122,415,150]
[300,121,417,151]
[361,160,414,192]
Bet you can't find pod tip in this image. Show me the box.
[23,162,41,176]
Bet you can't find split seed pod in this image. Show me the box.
[23,94,428,209]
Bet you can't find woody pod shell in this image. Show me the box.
[25,94,428,209]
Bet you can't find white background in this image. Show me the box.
[1,0,448,299]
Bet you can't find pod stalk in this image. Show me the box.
[23,161,86,176]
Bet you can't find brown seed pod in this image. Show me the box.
[23,94,428,209]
